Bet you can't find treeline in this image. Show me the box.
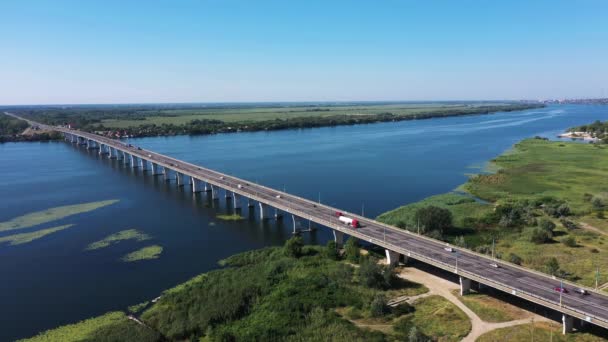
[0,113,63,143]
[11,103,544,138]
[569,120,608,142]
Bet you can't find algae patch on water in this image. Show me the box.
[0,200,119,233]
[86,229,151,251]
[121,245,163,262]
[0,224,74,246]
[216,214,243,221]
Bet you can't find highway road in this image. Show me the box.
[7,112,608,331]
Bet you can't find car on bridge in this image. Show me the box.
[554,286,568,293]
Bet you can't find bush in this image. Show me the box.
[369,294,389,317]
[538,218,556,233]
[414,206,453,234]
[583,193,593,202]
[545,257,560,275]
[561,236,577,247]
[344,238,360,263]
[560,218,578,230]
[592,197,604,210]
[391,302,415,316]
[284,236,304,258]
[508,253,523,265]
[530,228,552,244]
[359,258,385,289]
[597,211,605,219]
[325,240,339,260]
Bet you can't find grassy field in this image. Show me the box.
[0,199,119,233]
[121,245,163,262]
[378,139,608,287]
[452,290,529,323]
[476,322,606,342]
[86,229,151,251]
[407,295,471,341]
[100,102,515,128]
[19,311,159,342]
[0,224,73,246]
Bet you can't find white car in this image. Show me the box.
[220,176,225,180]
[490,263,499,268]
[444,247,453,252]
[276,195,281,199]
[237,184,243,189]
[147,154,152,157]
[575,288,588,295]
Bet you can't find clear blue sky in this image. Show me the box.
[1,0,607,104]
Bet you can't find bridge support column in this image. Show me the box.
[71,135,77,143]
[291,214,297,234]
[204,182,211,192]
[259,203,270,220]
[163,168,172,182]
[113,148,120,159]
[130,155,138,168]
[248,198,255,207]
[86,139,93,149]
[224,189,231,199]
[459,277,471,296]
[210,185,219,199]
[140,158,148,171]
[98,144,105,155]
[233,193,241,209]
[151,163,162,175]
[191,177,202,192]
[385,249,400,266]
[333,230,344,248]
[176,173,185,186]
[562,314,573,335]
[274,208,282,220]
[122,151,128,163]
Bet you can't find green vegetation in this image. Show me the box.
[86,229,151,251]
[477,322,605,342]
[215,214,244,221]
[452,290,527,323]
[121,245,163,262]
[14,102,543,138]
[0,200,119,233]
[393,295,470,342]
[0,224,73,246]
[128,301,150,315]
[0,113,62,143]
[568,120,608,143]
[378,138,608,286]
[19,311,160,342]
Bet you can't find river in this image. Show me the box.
[1,104,607,340]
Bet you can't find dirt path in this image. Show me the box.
[398,266,549,341]
[578,221,608,237]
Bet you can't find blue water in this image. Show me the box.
[1,104,607,340]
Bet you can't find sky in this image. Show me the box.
[1,0,607,105]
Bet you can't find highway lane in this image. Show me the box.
[7,113,608,330]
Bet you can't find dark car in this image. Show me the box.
[137,147,142,150]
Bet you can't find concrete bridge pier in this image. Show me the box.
[78,137,86,145]
[98,144,106,155]
[130,155,138,168]
[224,189,232,199]
[291,214,298,234]
[151,163,162,176]
[385,250,400,266]
[459,276,471,296]
[248,198,255,207]
[210,185,219,199]
[163,168,173,182]
[122,151,129,163]
[562,314,574,334]
[233,193,241,210]
[112,148,120,160]
[191,177,203,192]
[204,183,211,192]
[333,230,344,248]
[259,203,270,220]
[86,139,94,149]
[176,173,185,187]
[140,158,148,171]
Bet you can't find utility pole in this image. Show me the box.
[596,267,600,290]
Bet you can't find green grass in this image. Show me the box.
[121,245,163,262]
[216,214,244,221]
[0,224,73,246]
[476,322,606,342]
[407,295,471,341]
[465,139,608,213]
[0,199,119,233]
[18,311,159,342]
[99,103,515,128]
[377,193,491,230]
[452,290,525,323]
[86,229,151,251]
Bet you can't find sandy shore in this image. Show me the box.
[558,131,599,141]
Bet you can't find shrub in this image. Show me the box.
[284,236,304,258]
[396,221,407,229]
[508,253,522,265]
[344,238,360,263]
[560,218,578,230]
[545,257,560,275]
[325,240,339,260]
[359,258,385,289]
[391,302,414,316]
[561,236,577,247]
[538,218,556,232]
[530,228,552,244]
[597,211,605,219]
[369,294,389,317]
[583,193,593,202]
[414,206,453,234]
[592,197,604,210]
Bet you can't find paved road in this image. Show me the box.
[7,112,608,330]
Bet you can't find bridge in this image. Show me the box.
[8,112,608,335]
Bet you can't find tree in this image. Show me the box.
[561,236,577,247]
[538,218,556,233]
[546,257,560,275]
[453,236,466,248]
[284,236,303,258]
[508,253,523,265]
[325,240,339,260]
[369,294,389,317]
[592,197,604,210]
[530,228,552,244]
[344,238,360,263]
[408,326,425,342]
[414,206,453,234]
[359,258,384,288]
